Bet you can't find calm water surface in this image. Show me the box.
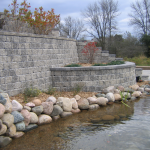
[2,96,150,150]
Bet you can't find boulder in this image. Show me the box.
[57,97,72,112]
[131,96,136,101]
[32,99,42,106]
[132,91,142,98]
[21,109,31,126]
[77,98,89,110]
[0,136,12,148]
[4,97,12,113]
[25,102,35,108]
[60,112,73,118]
[41,102,53,115]
[130,84,139,91]
[74,95,81,101]
[56,101,63,107]
[6,124,16,137]
[29,112,38,124]
[71,108,81,114]
[87,97,98,105]
[52,115,60,121]
[103,86,115,94]
[38,115,52,125]
[15,121,25,131]
[89,104,100,110]
[2,113,14,128]
[138,87,145,93]
[50,105,63,117]
[124,87,134,93]
[46,96,56,104]
[0,124,7,135]
[122,92,131,99]
[13,132,24,138]
[114,94,122,101]
[97,97,108,106]
[114,89,120,94]
[117,86,124,92]
[70,98,78,109]
[0,103,5,118]
[106,93,115,102]
[31,105,43,116]
[23,106,31,112]
[0,119,2,130]
[23,124,38,132]
[102,115,115,121]
[145,88,150,92]
[95,93,106,98]
[11,100,23,112]
[11,111,24,124]
[0,94,6,105]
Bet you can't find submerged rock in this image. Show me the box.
[0,136,12,148]
[23,124,38,132]
[60,112,73,118]
[102,115,115,121]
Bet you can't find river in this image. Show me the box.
[2,96,150,150]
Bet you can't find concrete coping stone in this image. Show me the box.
[0,31,76,41]
[101,50,109,53]
[109,54,116,57]
[50,62,135,71]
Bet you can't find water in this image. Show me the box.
[2,97,150,150]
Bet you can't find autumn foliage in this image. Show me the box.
[4,0,60,34]
[82,42,99,64]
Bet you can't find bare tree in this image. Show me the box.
[58,16,86,40]
[129,0,150,35]
[82,0,119,50]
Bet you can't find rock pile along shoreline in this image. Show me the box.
[0,83,150,148]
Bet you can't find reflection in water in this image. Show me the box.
[2,97,150,150]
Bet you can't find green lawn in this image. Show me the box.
[124,55,150,66]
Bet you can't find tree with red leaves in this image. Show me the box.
[82,42,98,64]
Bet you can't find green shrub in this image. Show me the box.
[93,60,125,66]
[65,64,81,67]
[23,85,41,102]
[45,86,56,95]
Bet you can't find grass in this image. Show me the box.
[124,55,150,66]
[93,60,125,66]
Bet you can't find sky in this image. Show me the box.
[0,0,138,37]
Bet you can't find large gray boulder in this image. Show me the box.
[50,105,63,117]
[11,111,24,124]
[2,113,14,128]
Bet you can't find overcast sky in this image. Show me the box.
[0,0,137,36]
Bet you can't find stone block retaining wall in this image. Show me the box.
[50,62,136,92]
[0,31,79,96]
